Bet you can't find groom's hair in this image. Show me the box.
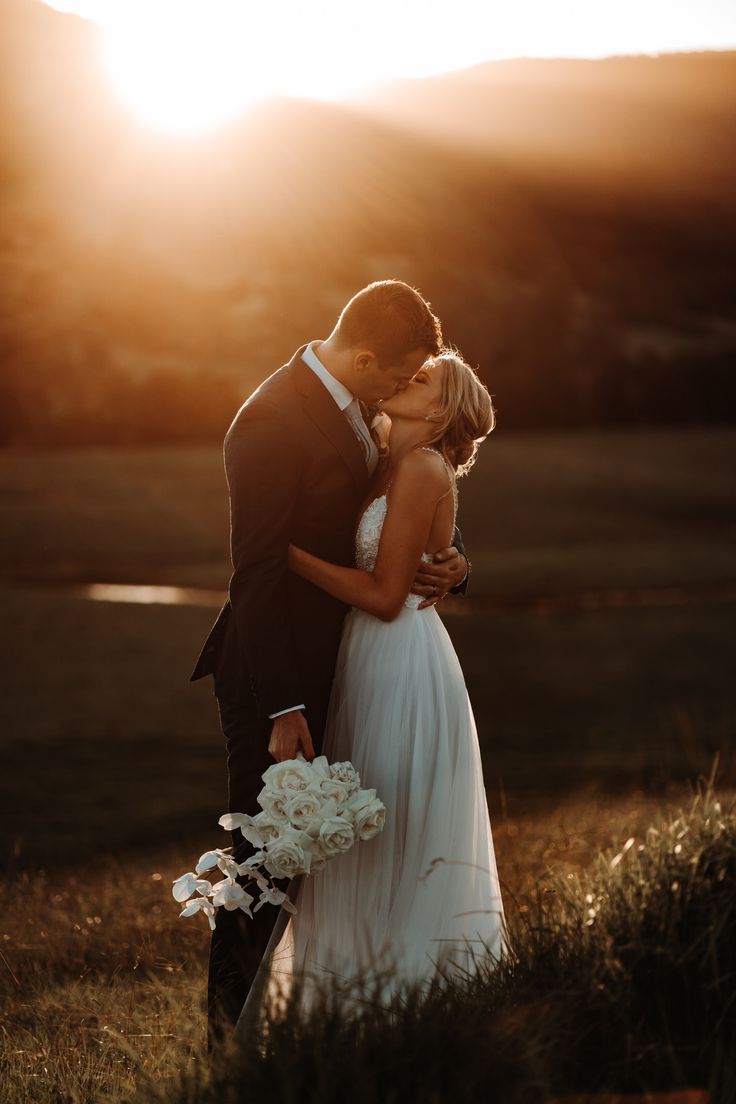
[333,280,442,365]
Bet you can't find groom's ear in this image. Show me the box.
[353,349,378,374]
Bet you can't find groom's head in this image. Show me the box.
[322,280,443,404]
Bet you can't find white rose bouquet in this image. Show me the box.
[172,753,385,928]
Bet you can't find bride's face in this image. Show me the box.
[379,359,444,422]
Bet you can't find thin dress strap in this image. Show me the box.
[383,447,458,524]
[413,446,458,525]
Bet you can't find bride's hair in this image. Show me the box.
[423,350,496,477]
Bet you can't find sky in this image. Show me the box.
[42,0,736,131]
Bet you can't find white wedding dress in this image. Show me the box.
[238,462,506,1029]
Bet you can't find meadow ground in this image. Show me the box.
[0,427,734,1099]
[2,775,733,1103]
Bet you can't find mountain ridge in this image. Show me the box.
[1,0,735,443]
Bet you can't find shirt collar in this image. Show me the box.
[301,341,355,412]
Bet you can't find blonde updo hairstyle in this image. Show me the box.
[423,349,496,477]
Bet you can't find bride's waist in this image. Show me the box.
[347,602,437,621]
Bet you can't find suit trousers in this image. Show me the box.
[206,694,282,1050]
[207,688,330,1051]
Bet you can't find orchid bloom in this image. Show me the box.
[172,872,213,903]
[254,885,298,914]
[179,897,217,930]
[211,878,254,916]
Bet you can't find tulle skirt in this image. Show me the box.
[248,603,506,1022]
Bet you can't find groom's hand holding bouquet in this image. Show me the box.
[267,709,315,764]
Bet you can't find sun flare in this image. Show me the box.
[100,7,279,133]
[44,0,736,134]
[97,0,392,134]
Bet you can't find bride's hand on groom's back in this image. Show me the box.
[268,710,316,763]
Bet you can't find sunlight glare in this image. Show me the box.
[101,4,272,132]
[99,0,395,133]
[46,0,736,134]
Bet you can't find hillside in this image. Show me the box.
[1,0,735,444]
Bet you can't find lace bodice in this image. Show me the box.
[354,449,457,612]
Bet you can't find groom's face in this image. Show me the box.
[353,347,430,404]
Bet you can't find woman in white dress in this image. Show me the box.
[238,350,506,1027]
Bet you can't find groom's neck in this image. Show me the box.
[312,336,356,393]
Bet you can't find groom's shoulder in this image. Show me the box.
[227,351,304,434]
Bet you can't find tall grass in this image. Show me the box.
[2,766,731,1103]
[126,759,734,1104]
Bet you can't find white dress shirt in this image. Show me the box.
[303,341,379,469]
[301,339,355,411]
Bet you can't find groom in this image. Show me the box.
[189,280,469,1048]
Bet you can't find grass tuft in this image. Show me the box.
[123,758,734,1103]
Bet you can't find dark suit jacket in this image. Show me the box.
[189,345,467,732]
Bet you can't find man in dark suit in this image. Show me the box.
[189,280,470,1048]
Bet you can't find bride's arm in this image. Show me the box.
[288,450,451,622]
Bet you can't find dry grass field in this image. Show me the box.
[4,781,730,1103]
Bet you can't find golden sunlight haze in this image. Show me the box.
[43,0,736,132]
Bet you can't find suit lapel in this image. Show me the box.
[289,348,369,493]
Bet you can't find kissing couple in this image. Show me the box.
[190,279,506,1046]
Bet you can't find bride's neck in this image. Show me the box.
[386,418,438,470]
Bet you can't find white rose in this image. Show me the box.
[261,757,314,794]
[296,795,338,842]
[318,814,355,857]
[257,787,290,822]
[264,838,306,879]
[242,810,281,848]
[284,790,323,830]
[264,825,315,877]
[354,798,386,841]
[329,761,361,794]
[346,787,378,816]
[309,755,332,780]
[319,777,351,806]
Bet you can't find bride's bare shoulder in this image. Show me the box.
[392,447,452,499]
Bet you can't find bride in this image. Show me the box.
[238,349,506,1028]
